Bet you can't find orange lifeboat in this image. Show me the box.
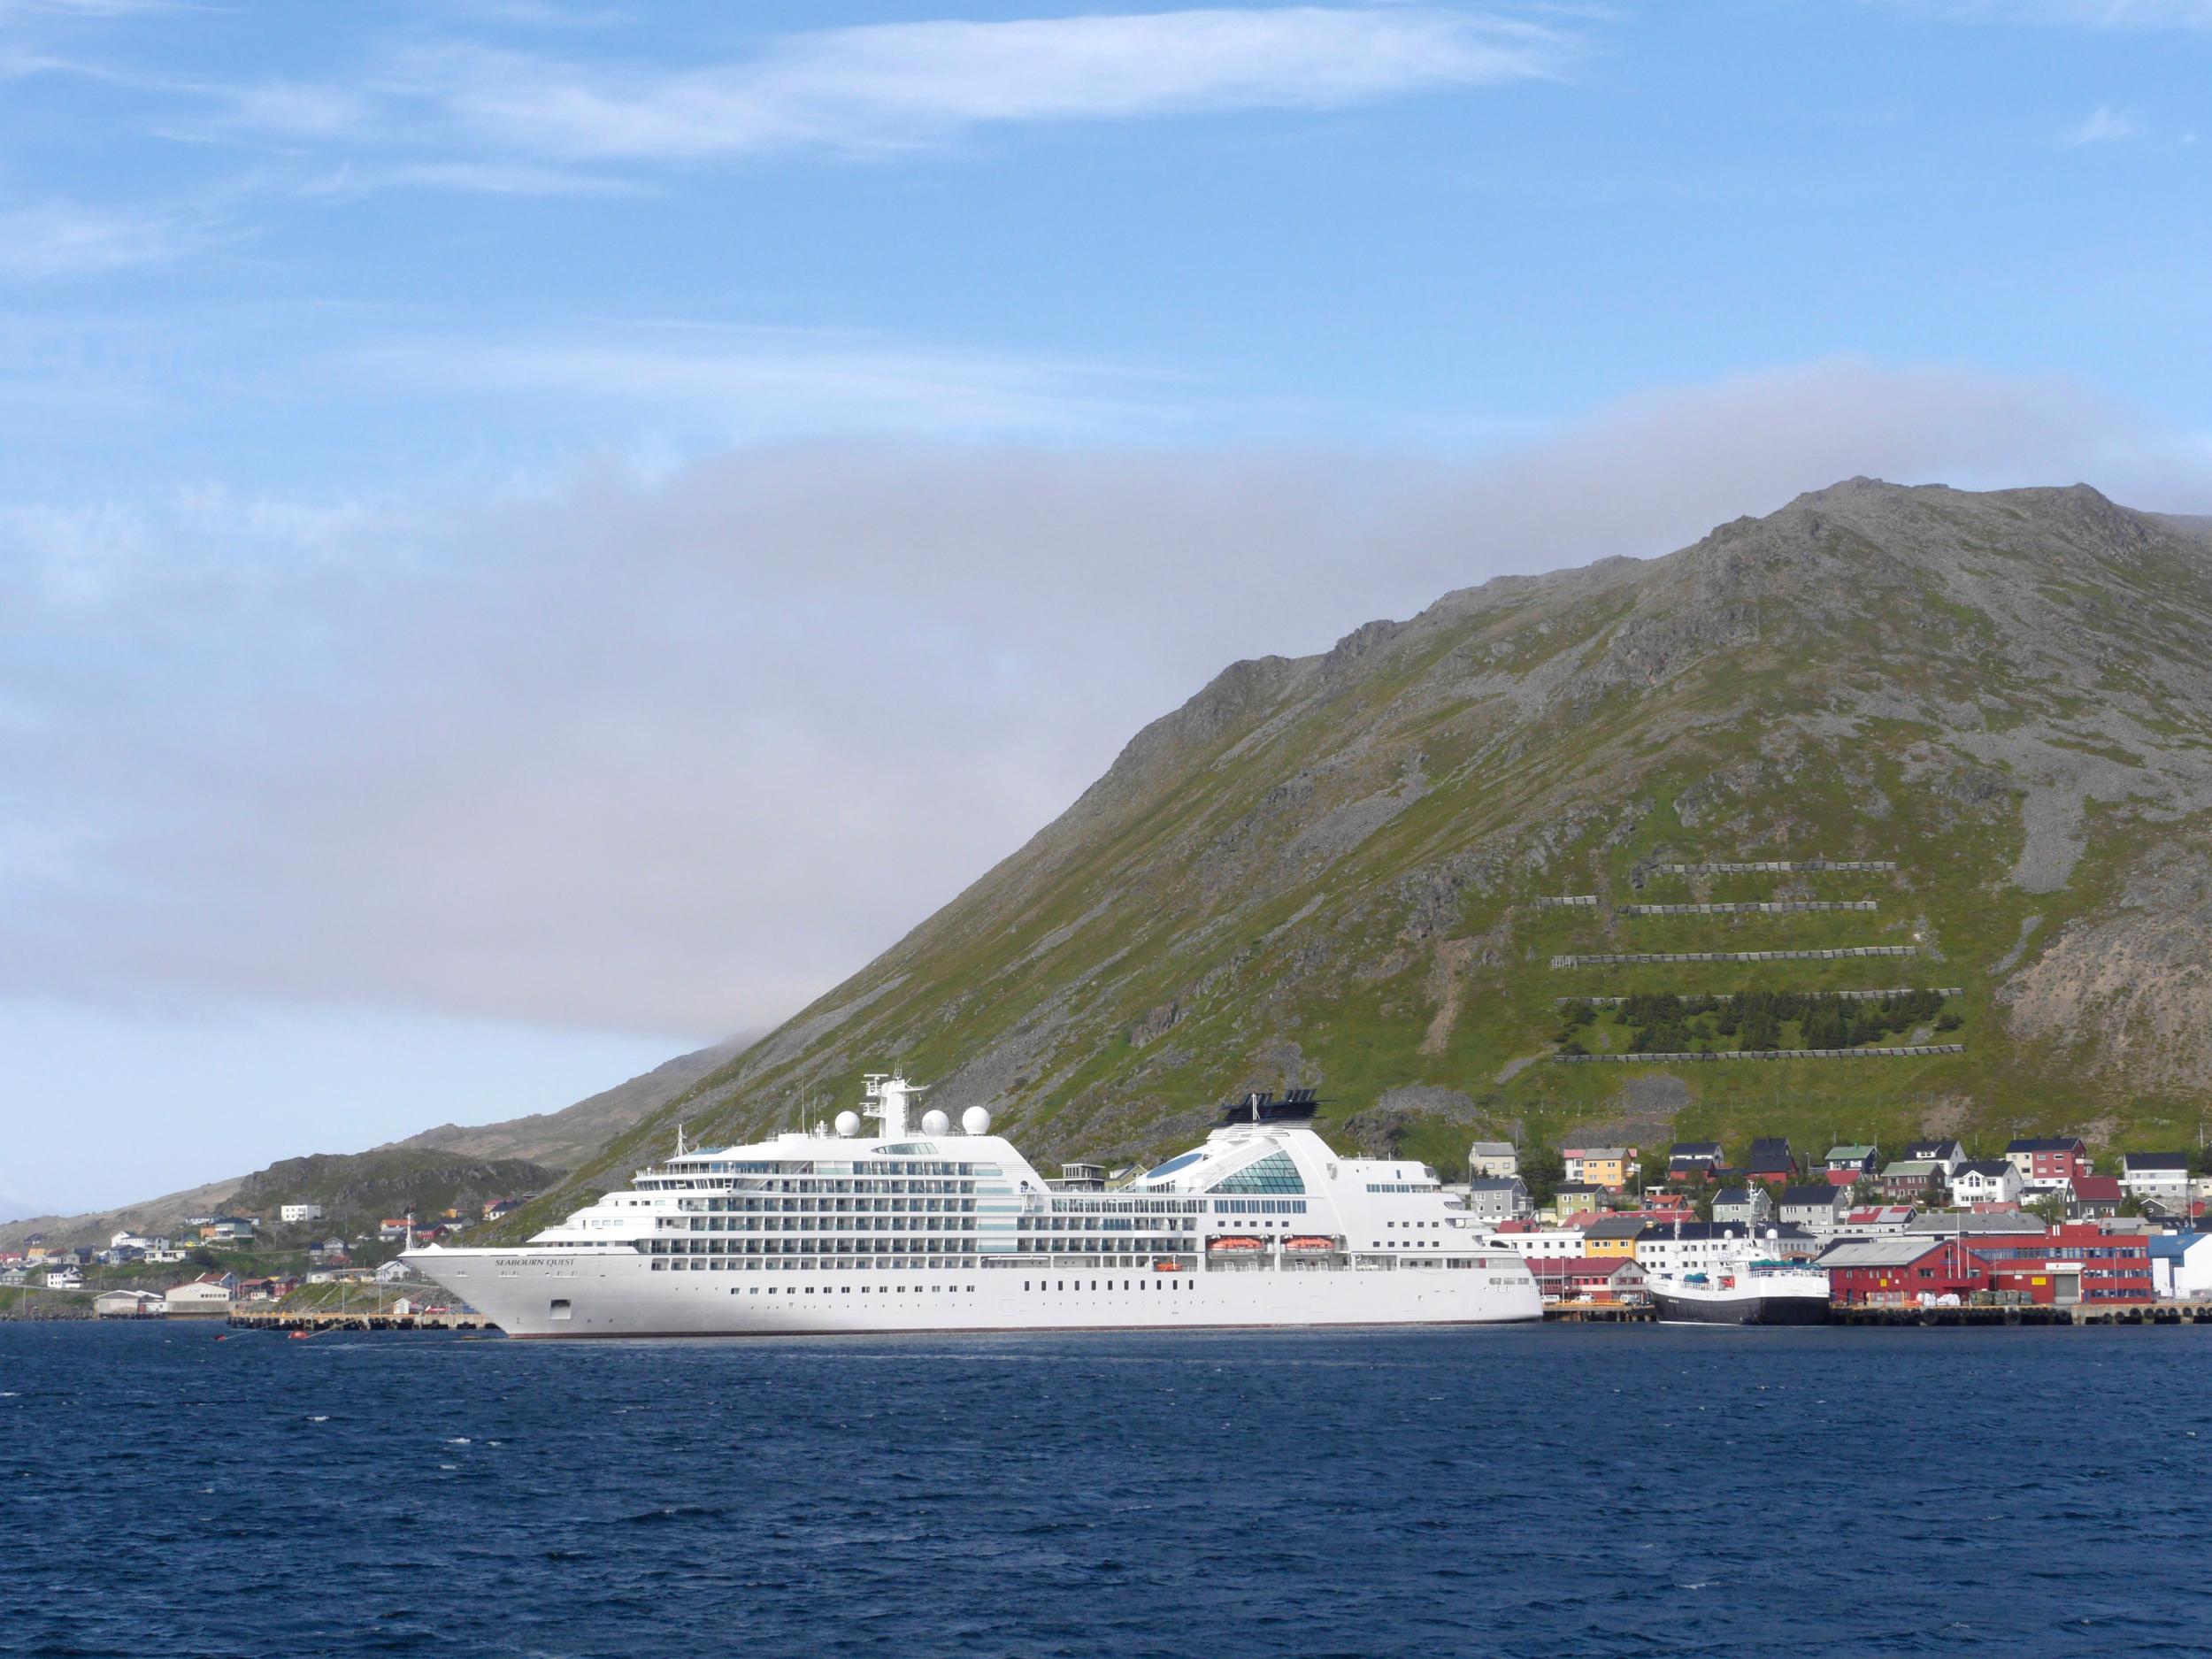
[1208,1236,1264,1253]
[1283,1235,1337,1253]
[1152,1258,1184,1272]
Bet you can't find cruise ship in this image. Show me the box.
[403,1074,1543,1337]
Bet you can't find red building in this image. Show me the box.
[1820,1225,2155,1306]
[1966,1223,2154,1304]
[1530,1256,1647,1302]
[1822,1237,1990,1305]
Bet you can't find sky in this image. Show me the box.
[4,0,2211,1217]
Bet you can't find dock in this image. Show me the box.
[227,1309,495,1333]
[1541,1302,2212,1328]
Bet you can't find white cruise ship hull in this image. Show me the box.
[404,1248,1542,1338]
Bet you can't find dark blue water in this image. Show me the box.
[4,1322,2208,1658]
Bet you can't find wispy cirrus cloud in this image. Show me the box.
[2058,104,2142,142]
[330,321,1185,441]
[1884,1,2212,27]
[7,8,1578,201]
[378,7,1571,162]
[0,198,206,277]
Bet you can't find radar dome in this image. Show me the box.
[833,1110,861,1138]
[920,1108,950,1136]
[961,1106,992,1136]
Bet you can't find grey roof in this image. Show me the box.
[1825,1144,1879,1162]
[1956,1159,2015,1178]
[2007,1136,2085,1154]
[1670,1141,1723,1158]
[1464,1177,1526,1193]
[1713,1187,1755,1206]
[1903,1211,2045,1235]
[1586,1215,1650,1240]
[1906,1139,1963,1158]
[1468,1141,1517,1158]
[1815,1237,1957,1269]
[1781,1185,1846,1209]
[1881,1159,1946,1179]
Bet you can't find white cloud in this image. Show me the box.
[0,199,196,277]
[5,357,2209,1041]
[252,7,1571,166]
[2058,104,2141,142]
[331,322,1184,441]
[1885,1,2212,27]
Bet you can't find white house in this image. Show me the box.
[1468,1141,1520,1180]
[279,1202,325,1225]
[93,1289,165,1317]
[2121,1154,2192,1208]
[374,1258,416,1285]
[1949,1160,2024,1207]
[2151,1233,2212,1301]
[1903,1139,1968,1175]
[1482,1227,1585,1260]
[164,1272,235,1316]
[1713,1187,1774,1226]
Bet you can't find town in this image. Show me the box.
[0,1194,533,1324]
[1455,1135,2212,1316]
[8,1132,2212,1328]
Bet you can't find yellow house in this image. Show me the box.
[1583,1216,1647,1258]
[1563,1146,1636,1191]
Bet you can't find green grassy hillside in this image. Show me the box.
[495,480,2212,1237]
[230,1151,557,1238]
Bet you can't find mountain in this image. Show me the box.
[386,1034,755,1169]
[0,1034,755,1249]
[494,479,2212,1238]
[227,1151,561,1238]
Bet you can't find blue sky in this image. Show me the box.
[4,0,2210,1217]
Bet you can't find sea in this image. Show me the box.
[3,1321,2208,1659]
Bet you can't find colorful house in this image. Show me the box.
[1561,1148,1635,1192]
[2005,1136,2090,1193]
[1823,1145,1881,1187]
[1746,1138,1801,1187]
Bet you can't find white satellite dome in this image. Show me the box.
[961,1106,992,1136]
[833,1110,861,1138]
[920,1108,950,1136]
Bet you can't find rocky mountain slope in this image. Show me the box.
[387,1034,754,1169]
[496,479,2212,1237]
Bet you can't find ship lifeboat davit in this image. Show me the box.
[1208,1236,1264,1253]
[1283,1235,1337,1253]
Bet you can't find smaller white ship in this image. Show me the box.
[1647,1253,1832,1326]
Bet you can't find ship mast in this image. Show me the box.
[863,1072,925,1139]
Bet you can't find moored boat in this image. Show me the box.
[403,1074,1543,1337]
